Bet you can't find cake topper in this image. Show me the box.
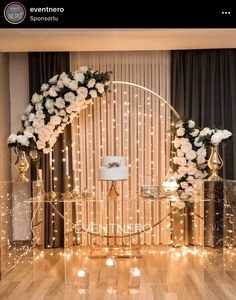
[105,161,121,168]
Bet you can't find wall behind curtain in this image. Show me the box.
[70,51,172,245]
[28,52,70,247]
[171,49,236,179]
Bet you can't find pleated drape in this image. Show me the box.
[28,52,70,247]
[171,49,236,179]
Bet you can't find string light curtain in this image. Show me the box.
[70,51,172,245]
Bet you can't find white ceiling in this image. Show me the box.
[0,29,236,52]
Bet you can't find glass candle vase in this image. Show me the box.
[77,268,89,294]
[128,267,141,294]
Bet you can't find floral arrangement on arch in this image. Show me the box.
[7,66,112,154]
[172,119,232,199]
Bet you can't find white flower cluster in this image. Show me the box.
[7,66,111,154]
[197,127,232,146]
[173,119,208,199]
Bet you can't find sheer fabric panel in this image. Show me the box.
[70,51,172,245]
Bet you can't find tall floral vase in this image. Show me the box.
[207,144,223,181]
[15,150,30,182]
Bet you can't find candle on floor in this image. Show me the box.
[77,268,89,294]
[128,267,141,294]
[105,257,117,294]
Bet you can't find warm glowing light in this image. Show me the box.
[130,267,141,277]
[106,257,115,266]
[77,270,86,277]
[162,167,179,193]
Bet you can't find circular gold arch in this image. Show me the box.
[111,80,180,119]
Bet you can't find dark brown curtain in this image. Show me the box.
[28,52,70,247]
[171,49,236,179]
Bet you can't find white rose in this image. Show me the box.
[33,118,44,128]
[190,129,199,137]
[57,79,64,89]
[197,147,206,157]
[79,66,88,73]
[24,120,29,127]
[63,115,69,123]
[181,142,192,153]
[86,99,93,105]
[177,149,184,157]
[188,120,195,128]
[188,161,196,167]
[180,181,189,189]
[62,76,71,87]
[25,104,33,115]
[222,129,232,139]
[187,166,198,175]
[178,166,188,175]
[38,131,51,143]
[187,176,195,184]
[194,138,203,147]
[185,150,197,161]
[36,140,45,150]
[176,127,185,137]
[50,115,61,126]
[185,186,194,196]
[43,91,49,97]
[35,110,45,119]
[95,83,105,94]
[45,98,54,110]
[68,80,78,91]
[195,171,205,179]
[48,86,58,97]
[178,157,187,166]
[74,72,85,83]
[58,109,66,116]
[40,83,49,92]
[28,113,35,123]
[35,102,43,111]
[77,87,88,99]
[24,130,35,141]
[31,93,42,104]
[25,126,35,134]
[59,72,68,80]
[173,137,181,149]
[197,156,205,165]
[174,172,183,180]
[180,138,189,145]
[49,74,59,84]
[43,148,51,154]
[65,101,82,114]
[87,78,96,88]
[7,133,17,144]
[199,163,207,170]
[211,132,224,145]
[16,134,29,146]
[64,92,76,103]
[48,108,55,115]
[89,89,97,98]
[55,97,65,109]
[199,127,212,136]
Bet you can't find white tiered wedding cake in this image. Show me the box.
[98,156,128,180]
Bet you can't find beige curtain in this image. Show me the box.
[70,51,172,245]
